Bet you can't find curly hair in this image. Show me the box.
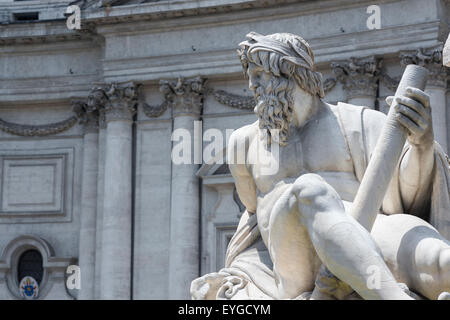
[237,33,324,146]
[238,32,324,99]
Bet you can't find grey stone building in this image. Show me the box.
[0,0,448,299]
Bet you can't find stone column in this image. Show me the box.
[94,83,138,300]
[72,100,99,300]
[331,56,381,109]
[166,77,205,299]
[94,124,106,299]
[401,45,448,152]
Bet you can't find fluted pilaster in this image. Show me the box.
[165,77,205,299]
[72,100,99,300]
[91,82,138,299]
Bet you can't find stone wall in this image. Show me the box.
[0,0,448,299]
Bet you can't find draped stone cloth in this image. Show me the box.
[190,102,450,300]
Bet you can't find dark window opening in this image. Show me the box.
[13,12,39,21]
[17,250,43,284]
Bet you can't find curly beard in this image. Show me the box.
[255,76,294,146]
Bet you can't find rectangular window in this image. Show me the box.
[13,12,39,21]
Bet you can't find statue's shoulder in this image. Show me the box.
[332,102,387,128]
[229,120,259,147]
[228,121,259,171]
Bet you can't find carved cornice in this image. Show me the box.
[80,0,302,25]
[331,56,382,101]
[400,45,448,88]
[0,32,95,46]
[88,82,138,124]
[143,77,206,118]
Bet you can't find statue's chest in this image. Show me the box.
[249,121,353,192]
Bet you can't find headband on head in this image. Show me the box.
[239,32,315,71]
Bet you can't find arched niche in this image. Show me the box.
[0,235,74,299]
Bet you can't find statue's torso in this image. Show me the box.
[248,104,356,197]
[247,105,360,292]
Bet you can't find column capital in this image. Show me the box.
[160,76,206,117]
[331,56,382,101]
[400,45,448,88]
[72,100,99,134]
[87,82,139,125]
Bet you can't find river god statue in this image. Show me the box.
[191,32,450,300]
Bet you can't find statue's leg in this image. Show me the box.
[266,194,321,299]
[269,173,413,300]
[372,213,450,299]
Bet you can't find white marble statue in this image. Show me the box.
[191,32,450,300]
[444,34,450,67]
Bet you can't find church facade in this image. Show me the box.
[0,0,448,299]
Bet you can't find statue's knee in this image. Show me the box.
[292,174,331,200]
[291,173,342,212]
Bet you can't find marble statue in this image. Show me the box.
[444,34,450,67]
[191,32,450,300]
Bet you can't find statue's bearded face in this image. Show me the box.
[247,62,294,146]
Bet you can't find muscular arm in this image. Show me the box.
[394,88,435,215]
[364,90,434,216]
[228,124,258,214]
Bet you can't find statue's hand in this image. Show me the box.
[386,87,433,148]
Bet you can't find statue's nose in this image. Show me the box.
[249,77,258,91]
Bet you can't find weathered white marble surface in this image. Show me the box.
[444,34,450,67]
[0,0,449,300]
[192,32,450,300]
